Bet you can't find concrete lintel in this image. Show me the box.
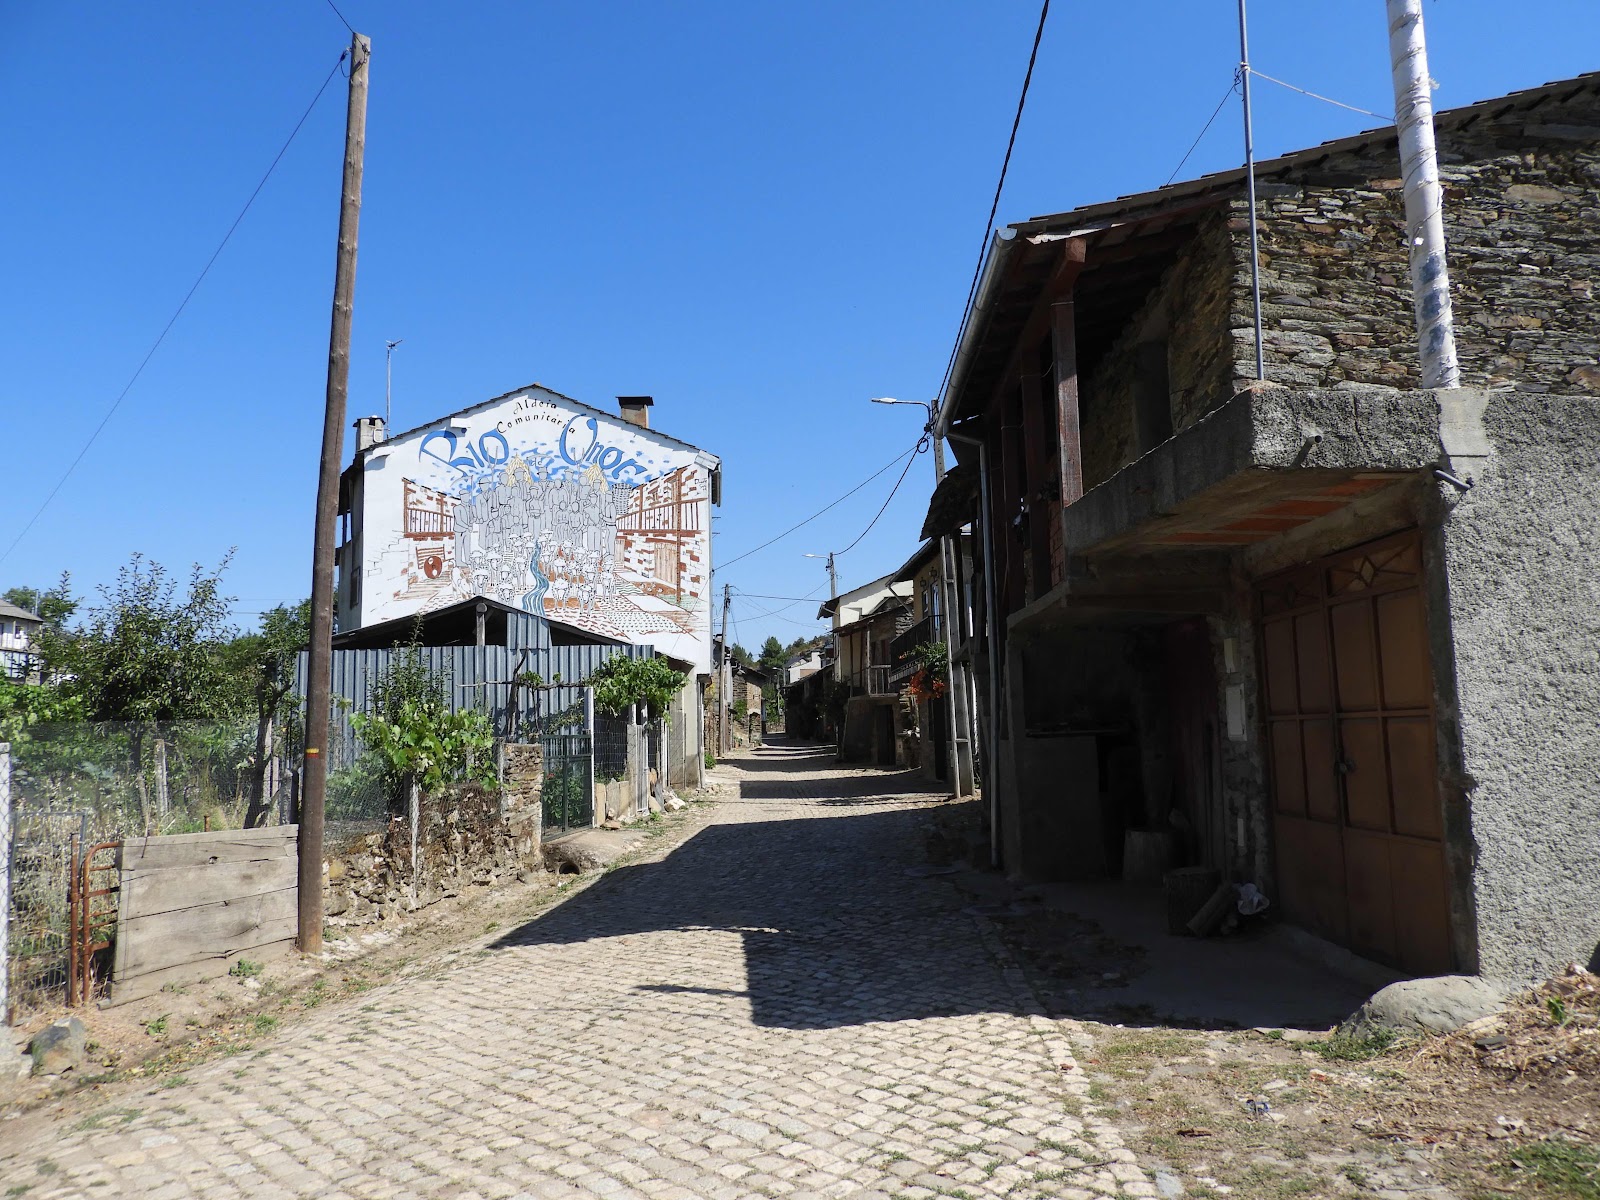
[1061,387,1443,555]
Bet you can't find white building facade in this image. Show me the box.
[336,386,720,673]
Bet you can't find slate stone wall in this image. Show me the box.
[1230,90,1600,395]
[325,750,545,925]
[1079,210,1237,488]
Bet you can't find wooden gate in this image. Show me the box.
[1256,529,1453,974]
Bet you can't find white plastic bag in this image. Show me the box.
[1235,882,1270,915]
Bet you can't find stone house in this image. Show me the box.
[887,538,977,789]
[820,575,914,766]
[932,72,1600,984]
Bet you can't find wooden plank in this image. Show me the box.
[117,888,298,976]
[119,826,297,870]
[121,856,297,919]
[107,937,295,1007]
[1053,295,1084,505]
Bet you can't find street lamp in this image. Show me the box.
[870,397,944,481]
[803,552,838,599]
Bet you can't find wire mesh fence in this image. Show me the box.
[593,715,630,786]
[8,720,284,840]
[5,807,88,1019]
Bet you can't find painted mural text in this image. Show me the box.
[558,416,648,482]
[419,429,512,473]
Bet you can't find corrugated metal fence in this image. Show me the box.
[294,641,651,760]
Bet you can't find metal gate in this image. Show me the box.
[6,809,87,1017]
[541,732,594,835]
[1257,528,1453,974]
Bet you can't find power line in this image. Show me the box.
[323,0,356,34]
[715,444,918,573]
[0,49,350,569]
[832,439,926,558]
[1166,74,1241,186]
[935,0,1052,407]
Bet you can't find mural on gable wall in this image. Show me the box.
[355,389,713,670]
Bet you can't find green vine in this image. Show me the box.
[587,655,686,717]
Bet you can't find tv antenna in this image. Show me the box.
[384,338,404,429]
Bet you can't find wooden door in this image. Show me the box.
[1256,530,1453,974]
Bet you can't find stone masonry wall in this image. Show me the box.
[1080,210,1237,487]
[325,744,545,924]
[1230,88,1600,395]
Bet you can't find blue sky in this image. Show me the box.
[3,1,1596,652]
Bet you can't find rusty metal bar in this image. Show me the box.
[70,841,120,1006]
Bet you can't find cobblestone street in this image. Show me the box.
[1,740,1152,1200]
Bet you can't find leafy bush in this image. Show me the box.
[588,655,686,718]
[350,649,497,796]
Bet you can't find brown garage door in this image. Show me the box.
[1256,529,1453,974]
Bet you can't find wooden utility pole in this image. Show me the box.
[300,30,371,955]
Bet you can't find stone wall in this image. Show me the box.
[1079,210,1238,487]
[325,745,545,924]
[1230,88,1600,395]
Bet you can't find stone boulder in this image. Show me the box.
[1339,975,1507,1040]
[28,1016,88,1076]
[542,829,646,875]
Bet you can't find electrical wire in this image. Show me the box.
[715,444,918,573]
[1249,68,1388,121]
[0,49,351,569]
[324,0,356,34]
[1165,73,1241,186]
[934,0,1052,408]
[832,438,926,558]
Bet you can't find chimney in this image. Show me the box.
[354,415,387,452]
[618,395,654,429]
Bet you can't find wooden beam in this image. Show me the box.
[1019,371,1053,602]
[1053,294,1084,505]
[984,240,1087,417]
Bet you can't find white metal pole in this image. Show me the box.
[1238,0,1266,381]
[584,686,597,825]
[1386,0,1461,388]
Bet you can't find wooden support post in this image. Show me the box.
[1019,371,1051,600]
[1052,294,1083,505]
[300,30,371,957]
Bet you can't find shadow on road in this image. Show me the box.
[491,737,1377,1032]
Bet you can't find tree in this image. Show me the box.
[221,601,311,827]
[730,643,754,670]
[47,554,239,723]
[42,553,239,826]
[350,647,497,798]
[757,636,786,675]
[757,636,788,720]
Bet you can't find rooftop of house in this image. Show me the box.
[0,602,43,625]
[351,382,722,470]
[332,594,630,652]
[940,69,1600,430]
[818,575,914,625]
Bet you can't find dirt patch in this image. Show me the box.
[1037,962,1598,1198]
